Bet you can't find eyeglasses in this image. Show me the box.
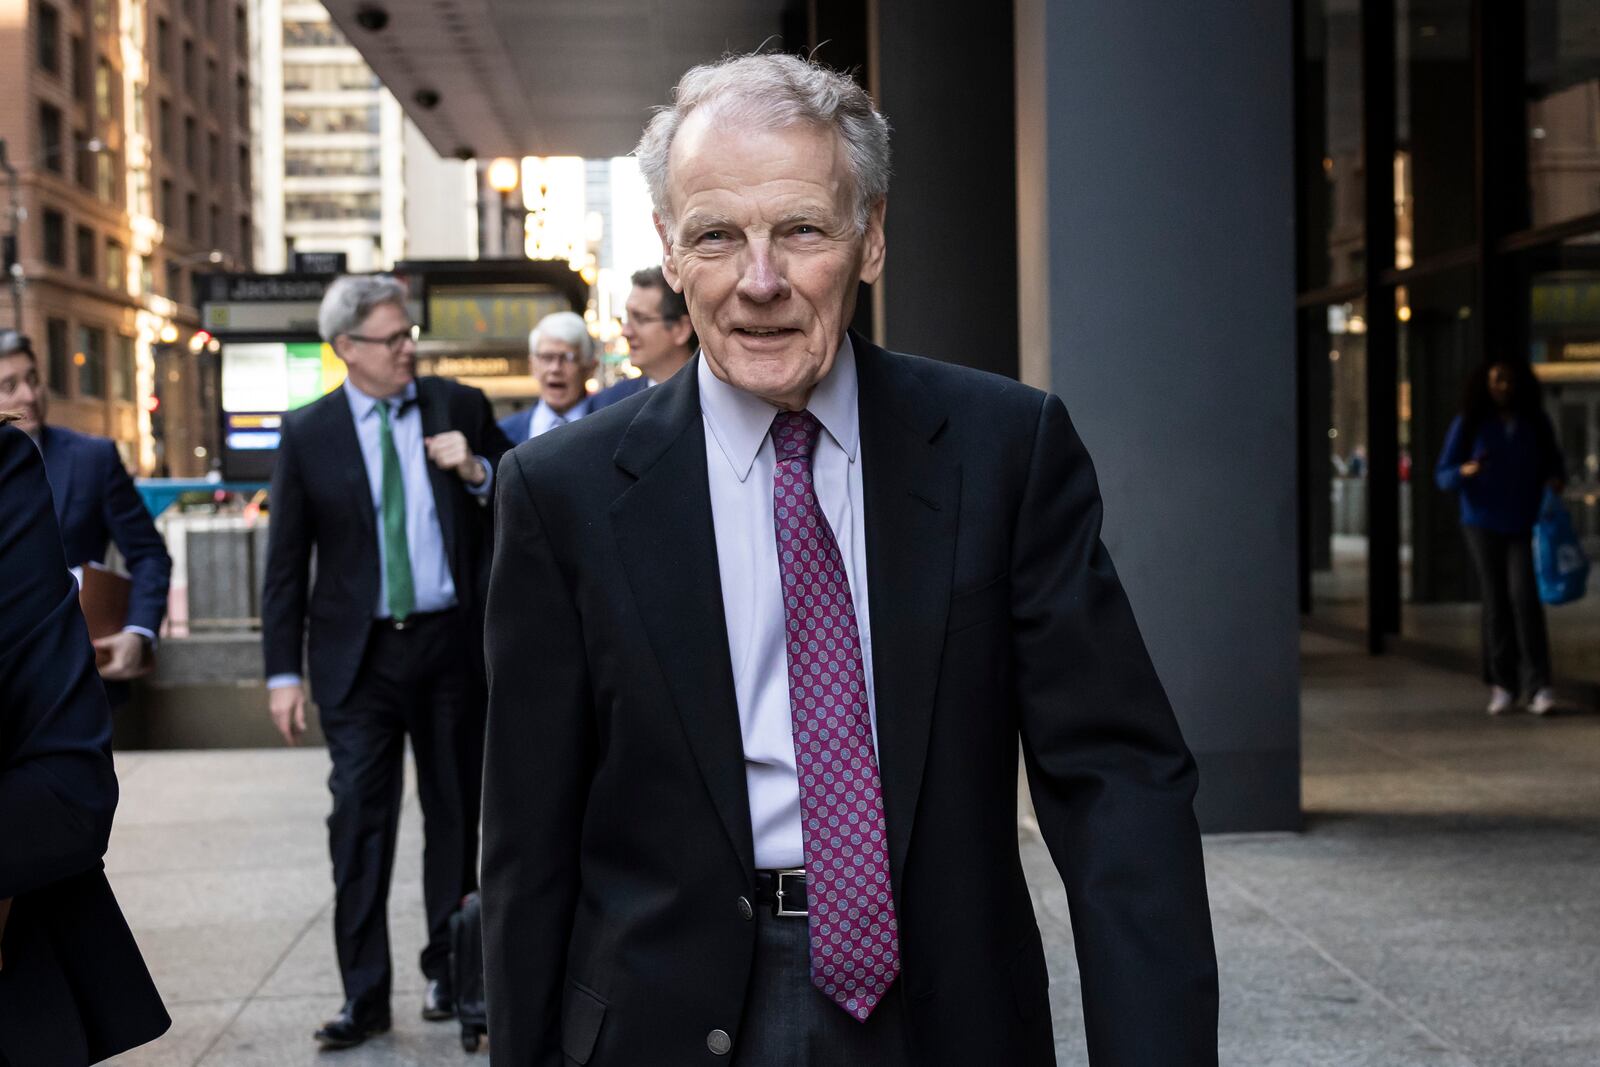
[345,324,420,352]
[532,349,587,366]
[623,311,677,328]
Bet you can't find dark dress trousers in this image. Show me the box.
[0,424,170,1065]
[482,336,1219,1066]
[260,376,512,1008]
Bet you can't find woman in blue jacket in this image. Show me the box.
[1435,360,1565,715]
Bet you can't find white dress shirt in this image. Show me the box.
[528,396,591,440]
[698,336,878,870]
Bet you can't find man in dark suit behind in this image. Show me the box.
[482,54,1218,1066]
[589,265,697,412]
[0,418,169,1065]
[261,274,513,1050]
[0,331,171,690]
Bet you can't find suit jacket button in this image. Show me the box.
[707,1029,732,1055]
[737,896,754,920]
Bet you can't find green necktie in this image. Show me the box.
[375,400,415,621]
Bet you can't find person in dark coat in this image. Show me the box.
[0,417,170,1065]
[1436,359,1567,715]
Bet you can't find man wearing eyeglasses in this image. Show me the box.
[260,274,514,1050]
[498,310,600,443]
[591,266,698,411]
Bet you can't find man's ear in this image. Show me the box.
[667,314,695,349]
[655,213,684,292]
[858,199,887,286]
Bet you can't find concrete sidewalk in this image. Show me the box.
[104,632,1600,1066]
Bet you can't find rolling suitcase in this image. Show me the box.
[450,891,489,1052]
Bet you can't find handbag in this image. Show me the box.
[1534,488,1589,605]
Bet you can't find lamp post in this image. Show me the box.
[486,157,520,258]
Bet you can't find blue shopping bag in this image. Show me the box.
[1535,488,1589,605]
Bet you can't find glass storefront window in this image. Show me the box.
[1525,0,1600,229]
[1300,0,1365,292]
[1394,0,1475,265]
[1307,298,1371,626]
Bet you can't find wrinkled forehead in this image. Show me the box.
[665,108,850,207]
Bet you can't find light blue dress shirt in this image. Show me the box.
[527,395,592,440]
[266,379,492,690]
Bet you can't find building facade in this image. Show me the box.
[252,0,473,272]
[1,0,255,475]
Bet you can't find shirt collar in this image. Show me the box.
[344,377,417,421]
[697,333,859,483]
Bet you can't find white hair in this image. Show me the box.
[317,274,408,344]
[635,52,891,234]
[530,311,595,363]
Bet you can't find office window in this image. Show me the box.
[132,167,150,215]
[283,105,380,135]
[238,144,250,193]
[209,132,220,180]
[77,325,105,398]
[74,129,94,190]
[235,5,248,54]
[159,178,173,224]
[76,224,95,279]
[209,204,220,250]
[105,239,124,290]
[39,103,64,174]
[156,17,170,73]
[137,254,153,295]
[42,210,66,267]
[182,39,195,93]
[235,73,248,127]
[184,115,197,168]
[239,214,251,263]
[70,35,88,101]
[282,62,378,93]
[132,82,145,135]
[36,2,60,75]
[95,57,115,121]
[186,191,199,238]
[46,318,70,395]
[282,19,343,47]
[159,98,173,157]
[285,192,382,221]
[166,262,185,305]
[207,57,218,103]
[285,147,380,177]
[112,334,136,402]
[97,149,117,203]
[92,0,108,31]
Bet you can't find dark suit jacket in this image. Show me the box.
[261,376,514,708]
[498,406,534,446]
[0,425,170,1065]
[588,374,650,412]
[481,337,1219,1066]
[40,424,172,635]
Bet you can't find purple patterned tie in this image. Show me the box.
[770,410,900,1021]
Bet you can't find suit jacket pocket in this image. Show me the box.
[561,979,608,1065]
[946,575,1009,635]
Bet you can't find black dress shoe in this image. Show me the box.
[313,1003,391,1050]
[422,978,455,1021]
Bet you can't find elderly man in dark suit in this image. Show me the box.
[0,418,169,1065]
[261,274,513,1049]
[0,330,171,691]
[482,53,1218,1066]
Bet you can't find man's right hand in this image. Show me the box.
[1460,460,1482,478]
[270,684,308,746]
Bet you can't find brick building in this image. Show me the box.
[0,0,254,475]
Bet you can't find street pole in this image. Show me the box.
[0,140,23,331]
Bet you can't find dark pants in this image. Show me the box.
[319,609,484,1013]
[733,907,912,1066]
[1464,526,1552,694]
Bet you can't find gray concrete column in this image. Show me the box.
[1017,2,1301,832]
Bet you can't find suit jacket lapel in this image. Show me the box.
[318,387,376,548]
[39,426,74,524]
[610,364,755,873]
[415,378,461,572]
[854,335,961,885]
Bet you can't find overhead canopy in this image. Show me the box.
[320,0,793,160]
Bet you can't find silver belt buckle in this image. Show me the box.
[774,868,807,918]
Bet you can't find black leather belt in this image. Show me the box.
[752,869,809,918]
[374,608,454,632]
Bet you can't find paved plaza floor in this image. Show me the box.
[102,631,1600,1066]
